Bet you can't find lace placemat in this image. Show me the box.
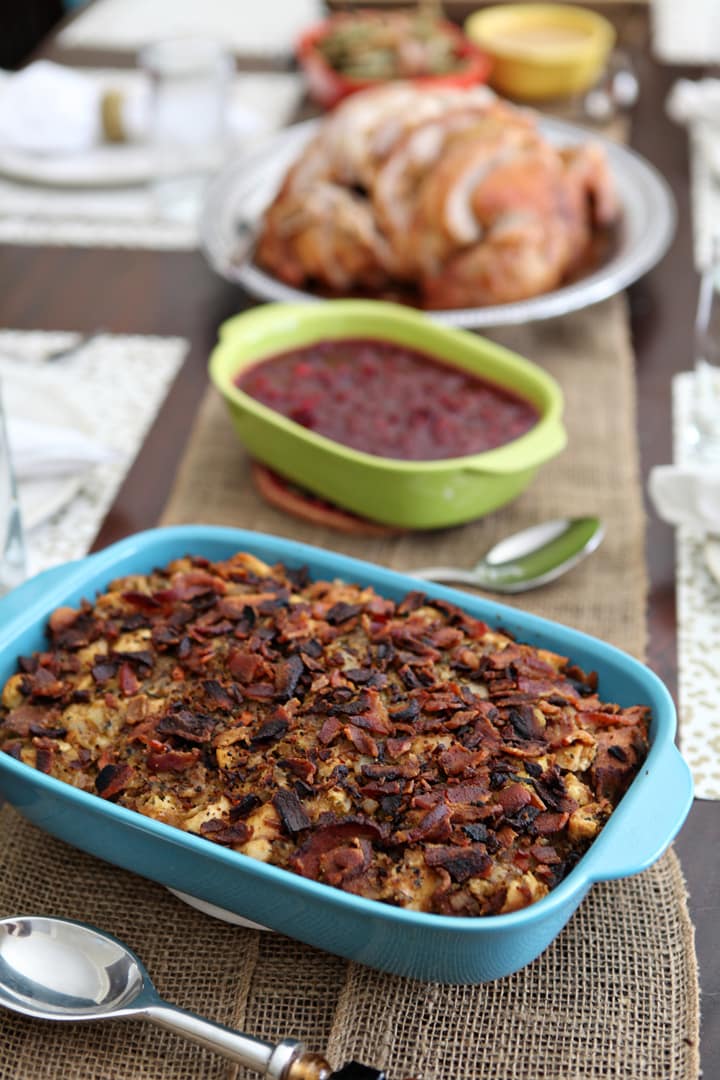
[58,0,323,59]
[672,371,720,799]
[0,71,303,251]
[0,329,186,576]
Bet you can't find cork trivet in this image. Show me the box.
[0,297,700,1078]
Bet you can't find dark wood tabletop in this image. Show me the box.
[1,8,717,1077]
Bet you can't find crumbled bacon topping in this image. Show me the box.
[0,551,650,916]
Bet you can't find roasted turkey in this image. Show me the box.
[256,83,619,308]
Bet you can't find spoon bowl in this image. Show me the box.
[0,915,381,1078]
[412,516,604,593]
[0,917,148,1021]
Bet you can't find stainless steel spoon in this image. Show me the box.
[0,915,383,1080]
[412,516,604,593]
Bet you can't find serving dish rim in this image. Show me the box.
[297,14,493,104]
[0,524,691,937]
[209,299,565,475]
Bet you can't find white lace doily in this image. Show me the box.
[0,71,303,250]
[672,371,720,800]
[0,330,186,576]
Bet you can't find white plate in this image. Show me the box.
[0,143,159,188]
[167,888,271,930]
[3,371,90,531]
[201,116,677,328]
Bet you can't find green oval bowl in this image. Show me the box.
[209,300,567,529]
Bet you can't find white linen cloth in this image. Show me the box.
[58,0,324,59]
[648,463,720,533]
[7,417,116,481]
[0,62,107,155]
[651,0,720,64]
[666,78,720,271]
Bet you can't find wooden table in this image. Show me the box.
[2,13,717,1078]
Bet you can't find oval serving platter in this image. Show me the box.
[201,115,676,329]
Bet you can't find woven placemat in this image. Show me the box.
[0,297,700,1078]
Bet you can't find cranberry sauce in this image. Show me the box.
[236,338,538,461]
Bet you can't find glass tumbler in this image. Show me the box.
[0,380,26,596]
[139,37,234,223]
[693,241,720,458]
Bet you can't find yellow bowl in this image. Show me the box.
[464,4,615,101]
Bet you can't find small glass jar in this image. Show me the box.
[139,37,234,223]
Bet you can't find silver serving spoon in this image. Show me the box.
[412,516,604,593]
[0,915,383,1080]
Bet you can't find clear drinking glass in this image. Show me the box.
[139,37,233,223]
[0,380,26,596]
[693,240,720,458]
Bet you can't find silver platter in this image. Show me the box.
[201,115,676,328]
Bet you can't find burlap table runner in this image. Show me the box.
[0,298,699,1078]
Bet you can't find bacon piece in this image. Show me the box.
[273,788,311,833]
[530,811,569,835]
[156,709,216,744]
[530,843,561,864]
[495,782,533,814]
[118,662,139,697]
[425,844,492,882]
[250,716,288,747]
[95,763,134,799]
[438,745,487,777]
[199,819,250,845]
[282,756,316,783]
[446,782,490,805]
[34,745,54,773]
[318,717,343,746]
[407,804,452,842]
[344,724,379,758]
[146,749,200,773]
[325,602,363,625]
[3,704,57,737]
[275,654,305,701]
[28,667,65,699]
[227,649,263,684]
[386,735,413,758]
[290,820,383,879]
[319,838,371,886]
[48,606,80,634]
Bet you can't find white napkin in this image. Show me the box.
[0,60,270,161]
[0,61,107,155]
[667,78,720,180]
[648,463,720,533]
[7,416,117,481]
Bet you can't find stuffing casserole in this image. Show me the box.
[0,552,649,917]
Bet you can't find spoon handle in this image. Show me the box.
[143,1002,330,1078]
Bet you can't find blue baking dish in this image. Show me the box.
[0,526,693,984]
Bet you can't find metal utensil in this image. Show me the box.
[412,516,604,593]
[0,915,384,1080]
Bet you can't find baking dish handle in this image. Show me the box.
[462,421,567,476]
[0,559,87,624]
[588,740,694,882]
